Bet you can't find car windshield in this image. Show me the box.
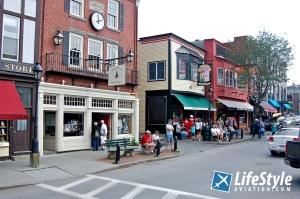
[275,128,299,136]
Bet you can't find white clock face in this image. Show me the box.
[91,12,104,30]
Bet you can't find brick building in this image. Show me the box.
[37,0,140,155]
[202,39,253,129]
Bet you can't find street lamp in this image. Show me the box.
[53,30,64,45]
[30,63,43,168]
[208,86,213,127]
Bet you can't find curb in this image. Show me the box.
[202,137,252,145]
[0,151,183,191]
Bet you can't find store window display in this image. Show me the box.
[64,113,84,136]
[118,115,131,134]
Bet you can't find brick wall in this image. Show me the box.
[40,0,137,91]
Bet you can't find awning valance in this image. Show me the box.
[283,103,292,110]
[259,101,278,113]
[217,98,253,111]
[173,93,216,111]
[268,99,281,108]
[0,80,28,120]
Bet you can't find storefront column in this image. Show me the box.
[56,94,64,152]
[133,99,140,143]
[86,97,92,142]
[38,92,44,156]
[113,99,119,139]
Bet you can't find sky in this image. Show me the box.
[138,0,299,85]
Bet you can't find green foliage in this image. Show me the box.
[230,31,294,105]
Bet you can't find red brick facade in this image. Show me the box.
[39,0,138,92]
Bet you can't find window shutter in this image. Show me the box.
[64,0,70,12]
[118,46,124,64]
[119,3,124,31]
[62,31,70,65]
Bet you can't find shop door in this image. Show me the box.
[9,109,32,154]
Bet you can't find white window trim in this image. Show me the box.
[68,33,84,68]
[107,0,119,30]
[1,14,20,62]
[217,68,224,85]
[107,43,118,67]
[70,0,84,18]
[148,61,165,81]
[88,38,103,71]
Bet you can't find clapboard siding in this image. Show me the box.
[138,40,169,132]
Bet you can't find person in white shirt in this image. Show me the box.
[166,119,174,149]
[195,119,203,141]
[100,120,107,150]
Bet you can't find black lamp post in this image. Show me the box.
[30,63,43,168]
[208,86,213,127]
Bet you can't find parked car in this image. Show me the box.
[283,117,295,126]
[285,130,300,168]
[294,115,300,122]
[268,127,300,156]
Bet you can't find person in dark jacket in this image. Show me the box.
[252,119,260,138]
[91,122,100,151]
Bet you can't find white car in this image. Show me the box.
[268,127,300,156]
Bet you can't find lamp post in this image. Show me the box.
[30,63,43,168]
[208,86,213,127]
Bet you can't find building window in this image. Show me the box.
[107,43,118,67]
[217,68,224,85]
[148,61,165,81]
[70,0,84,18]
[190,62,198,81]
[64,113,84,137]
[178,58,188,80]
[92,98,112,108]
[118,100,133,109]
[25,0,37,17]
[108,0,119,29]
[230,72,234,87]
[44,95,57,105]
[4,0,22,13]
[64,96,85,106]
[17,120,28,131]
[118,115,131,134]
[69,33,83,68]
[1,15,20,61]
[88,39,103,71]
[234,73,238,88]
[225,70,230,86]
[16,87,32,107]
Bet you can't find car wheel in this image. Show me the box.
[270,151,277,156]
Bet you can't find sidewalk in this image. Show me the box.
[0,148,181,190]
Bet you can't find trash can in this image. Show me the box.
[203,126,211,141]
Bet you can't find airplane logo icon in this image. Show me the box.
[211,171,233,193]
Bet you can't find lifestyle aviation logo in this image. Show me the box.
[211,171,233,193]
[211,170,292,193]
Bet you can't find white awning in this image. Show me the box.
[217,98,253,111]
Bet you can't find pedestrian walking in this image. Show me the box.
[91,122,100,151]
[100,120,107,150]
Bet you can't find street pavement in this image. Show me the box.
[0,136,299,199]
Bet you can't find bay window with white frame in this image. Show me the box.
[217,68,224,85]
[69,33,83,68]
[88,39,103,71]
[108,0,119,30]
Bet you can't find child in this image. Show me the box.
[191,123,196,141]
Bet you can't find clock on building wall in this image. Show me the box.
[90,12,104,30]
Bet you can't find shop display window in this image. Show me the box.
[64,113,84,137]
[0,120,8,142]
[118,115,131,134]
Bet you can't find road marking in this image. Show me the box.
[87,175,221,199]
[37,183,97,199]
[120,186,144,199]
[82,181,117,197]
[60,176,95,190]
[162,192,178,199]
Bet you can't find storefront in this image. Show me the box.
[216,98,253,129]
[38,82,139,156]
[0,80,29,160]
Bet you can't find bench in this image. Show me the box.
[106,138,138,159]
[139,137,168,154]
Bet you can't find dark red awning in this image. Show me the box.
[0,80,28,120]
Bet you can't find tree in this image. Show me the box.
[229,31,294,115]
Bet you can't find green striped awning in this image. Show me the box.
[173,93,216,111]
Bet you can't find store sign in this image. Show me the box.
[108,64,126,86]
[0,61,33,74]
[197,64,211,85]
